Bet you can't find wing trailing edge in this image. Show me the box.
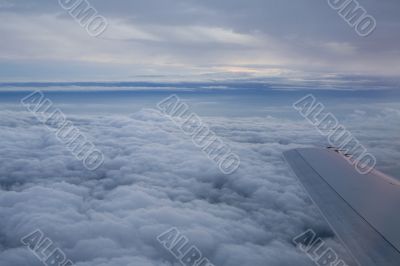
[284,148,400,266]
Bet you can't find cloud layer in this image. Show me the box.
[0,0,399,81]
[1,99,399,266]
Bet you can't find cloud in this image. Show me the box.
[2,97,399,266]
[1,0,400,81]
[0,109,321,266]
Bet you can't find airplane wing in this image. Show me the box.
[283,148,400,266]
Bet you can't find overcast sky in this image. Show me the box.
[0,0,399,82]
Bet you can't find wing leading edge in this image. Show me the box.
[284,148,400,266]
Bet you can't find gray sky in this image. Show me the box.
[0,0,399,82]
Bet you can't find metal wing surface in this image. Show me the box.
[283,148,400,266]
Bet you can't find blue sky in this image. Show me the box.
[0,0,399,83]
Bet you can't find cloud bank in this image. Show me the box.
[0,102,399,265]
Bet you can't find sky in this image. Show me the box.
[0,0,399,82]
[1,1,400,266]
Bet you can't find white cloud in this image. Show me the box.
[3,99,398,266]
[0,107,330,266]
